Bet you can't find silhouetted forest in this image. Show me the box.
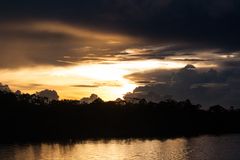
[0,90,240,142]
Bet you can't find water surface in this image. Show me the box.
[0,134,240,160]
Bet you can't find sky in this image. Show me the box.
[1,0,240,106]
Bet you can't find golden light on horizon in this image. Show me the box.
[0,59,191,100]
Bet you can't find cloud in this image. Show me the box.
[79,94,99,104]
[0,83,11,92]
[124,65,240,107]
[71,82,122,88]
[71,85,99,88]
[36,89,59,101]
[0,21,135,69]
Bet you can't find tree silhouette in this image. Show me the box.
[0,90,239,142]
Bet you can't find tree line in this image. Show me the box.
[0,90,239,142]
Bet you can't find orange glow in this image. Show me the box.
[0,59,193,100]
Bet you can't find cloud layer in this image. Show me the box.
[124,65,240,107]
[0,21,136,68]
[1,0,240,51]
[1,0,240,69]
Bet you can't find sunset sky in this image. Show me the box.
[1,0,240,106]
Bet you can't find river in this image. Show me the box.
[0,134,240,160]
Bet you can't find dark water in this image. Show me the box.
[0,135,240,160]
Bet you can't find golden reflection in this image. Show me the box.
[1,135,238,160]
[9,139,188,160]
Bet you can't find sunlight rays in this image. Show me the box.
[0,59,189,100]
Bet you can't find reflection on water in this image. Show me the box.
[0,135,240,160]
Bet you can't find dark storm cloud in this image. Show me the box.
[0,0,239,69]
[1,0,240,51]
[124,65,240,107]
